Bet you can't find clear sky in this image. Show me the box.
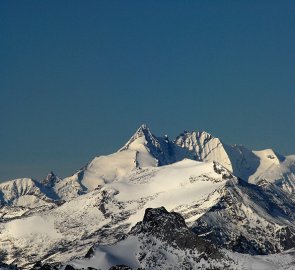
[1,1,295,182]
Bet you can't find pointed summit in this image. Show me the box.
[139,123,148,130]
[119,124,155,151]
[119,124,176,166]
[42,171,61,187]
[134,123,151,135]
[131,123,152,140]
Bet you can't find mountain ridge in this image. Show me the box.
[3,124,295,191]
[1,124,295,269]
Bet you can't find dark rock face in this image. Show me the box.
[0,262,18,270]
[32,261,59,270]
[64,265,76,270]
[85,246,95,258]
[31,263,134,270]
[130,207,221,259]
[276,226,295,250]
[130,207,188,238]
[32,263,96,270]
[42,172,60,187]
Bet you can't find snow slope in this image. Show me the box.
[0,159,229,267]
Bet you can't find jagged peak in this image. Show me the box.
[119,124,157,151]
[130,207,220,256]
[196,130,214,138]
[42,171,60,186]
[133,123,152,137]
[46,171,57,179]
[138,123,148,130]
[118,125,176,166]
[130,206,187,235]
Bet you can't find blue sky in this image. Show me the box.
[1,1,295,181]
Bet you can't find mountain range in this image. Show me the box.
[1,125,295,269]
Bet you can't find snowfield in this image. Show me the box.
[0,159,229,267]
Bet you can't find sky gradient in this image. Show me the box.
[1,1,295,182]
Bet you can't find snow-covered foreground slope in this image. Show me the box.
[230,250,295,270]
[70,207,295,270]
[72,241,295,270]
[0,159,230,267]
[71,207,228,270]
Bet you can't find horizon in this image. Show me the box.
[1,1,295,181]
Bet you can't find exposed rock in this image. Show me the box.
[130,207,221,259]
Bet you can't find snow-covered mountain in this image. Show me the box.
[118,124,295,194]
[119,124,177,166]
[0,177,57,206]
[1,124,295,269]
[175,130,295,193]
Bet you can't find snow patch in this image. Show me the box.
[4,215,61,239]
